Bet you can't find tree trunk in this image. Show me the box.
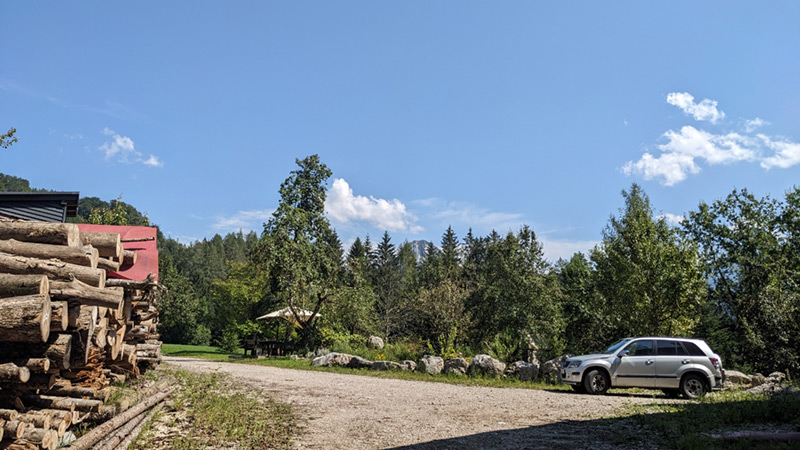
[0,221,80,247]
[50,301,68,332]
[49,279,122,308]
[79,232,122,259]
[20,426,58,450]
[2,419,25,440]
[0,294,51,342]
[11,358,50,373]
[122,249,137,265]
[21,394,101,413]
[96,257,120,272]
[0,274,48,298]
[105,274,155,289]
[0,252,105,288]
[0,239,98,268]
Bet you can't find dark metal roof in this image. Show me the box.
[0,192,79,223]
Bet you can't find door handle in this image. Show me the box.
[645,360,654,365]
[681,360,690,365]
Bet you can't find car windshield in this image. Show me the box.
[602,338,631,354]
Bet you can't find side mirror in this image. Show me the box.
[618,350,630,358]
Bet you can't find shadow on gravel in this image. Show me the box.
[384,416,648,450]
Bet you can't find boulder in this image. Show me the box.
[468,354,506,378]
[348,355,373,369]
[417,355,444,375]
[371,360,403,371]
[367,335,385,350]
[540,354,572,381]
[443,357,469,375]
[401,360,417,371]
[723,370,752,388]
[767,372,787,383]
[751,373,766,387]
[311,352,353,367]
[505,360,539,382]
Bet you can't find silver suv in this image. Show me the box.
[560,337,725,398]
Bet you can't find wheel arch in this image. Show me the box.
[581,364,613,388]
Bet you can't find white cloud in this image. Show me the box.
[759,135,800,169]
[325,179,422,233]
[413,198,525,234]
[99,128,163,167]
[658,213,685,225]
[623,126,756,186]
[212,209,274,232]
[667,92,725,123]
[540,239,598,262]
[745,117,768,133]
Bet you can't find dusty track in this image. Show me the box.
[164,356,669,449]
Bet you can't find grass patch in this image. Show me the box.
[132,369,296,450]
[623,390,800,449]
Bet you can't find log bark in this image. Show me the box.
[105,274,155,289]
[0,363,30,383]
[2,419,25,440]
[50,301,68,332]
[16,413,50,430]
[49,279,122,309]
[45,333,72,370]
[0,409,19,421]
[20,394,100,413]
[79,232,122,259]
[0,239,98,268]
[0,274,48,298]
[0,294,51,343]
[122,249,137,266]
[65,386,175,450]
[0,221,80,247]
[20,426,57,450]
[12,358,50,373]
[96,257,120,272]
[0,252,105,288]
[47,385,109,401]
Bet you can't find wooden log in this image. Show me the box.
[46,385,109,401]
[122,249,137,266]
[0,252,105,288]
[17,413,50,430]
[65,386,175,450]
[12,358,50,373]
[0,221,80,247]
[2,419,25,440]
[0,294,50,343]
[92,317,108,348]
[0,363,29,383]
[0,239,98,268]
[0,441,38,450]
[22,373,57,390]
[0,274,48,298]
[105,274,155,289]
[49,301,68,332]
[20,394,100,413]
[79,232,121,259]
[45,333,72,370]
[20,427,57,450]
[0,410,19,421]
[96,257,120,272]
[49,279,122,308]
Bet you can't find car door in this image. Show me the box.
[654,340,688,389]
[614,339,655,388]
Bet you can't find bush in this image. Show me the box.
[217,327,240,353]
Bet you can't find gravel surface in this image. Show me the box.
[164,356,671,449]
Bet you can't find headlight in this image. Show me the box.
[566,360,581,369]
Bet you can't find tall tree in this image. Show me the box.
[252,155,341,348]
[371,231,403,339]
[591,184,706,339]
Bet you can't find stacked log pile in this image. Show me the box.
[0,220,161,449]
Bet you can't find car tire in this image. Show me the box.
[680,374,707,399]
[583,369,609,395]
[571,384,586,393]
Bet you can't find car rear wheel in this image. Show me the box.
[680,374,707,399]
[583,369,609,395]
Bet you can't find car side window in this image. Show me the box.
[673,341,689,356]
[656,340,678,356]
[627,340,654,356]
[680,341,705,356]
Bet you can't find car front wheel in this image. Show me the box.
[680,374,707,399]
[583,369,609,395]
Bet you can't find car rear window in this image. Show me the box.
[680,341,706,356]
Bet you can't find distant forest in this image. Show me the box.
[2,169,798,376]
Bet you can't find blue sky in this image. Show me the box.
[2,2,799,261]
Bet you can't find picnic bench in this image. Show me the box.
[244,339,296,357]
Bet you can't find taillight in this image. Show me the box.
[709,357,721,370]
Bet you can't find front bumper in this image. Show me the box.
[560,369,583,385]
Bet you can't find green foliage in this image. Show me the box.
[217,327,241,353]
[157,253,211,345]
[591,184,706,339]
[1,127,18,149]
[0,173,37,192]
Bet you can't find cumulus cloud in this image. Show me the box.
[745,117,768,133]
[667,92,725,123]
[540,239,598,262]
[623,126,756,185]
[759,135,800,169]
[99,128,163,167]
[212,209,274,232]
[325,178,422,233]
[658,213,685,226]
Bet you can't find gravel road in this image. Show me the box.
[164,356,669,449]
